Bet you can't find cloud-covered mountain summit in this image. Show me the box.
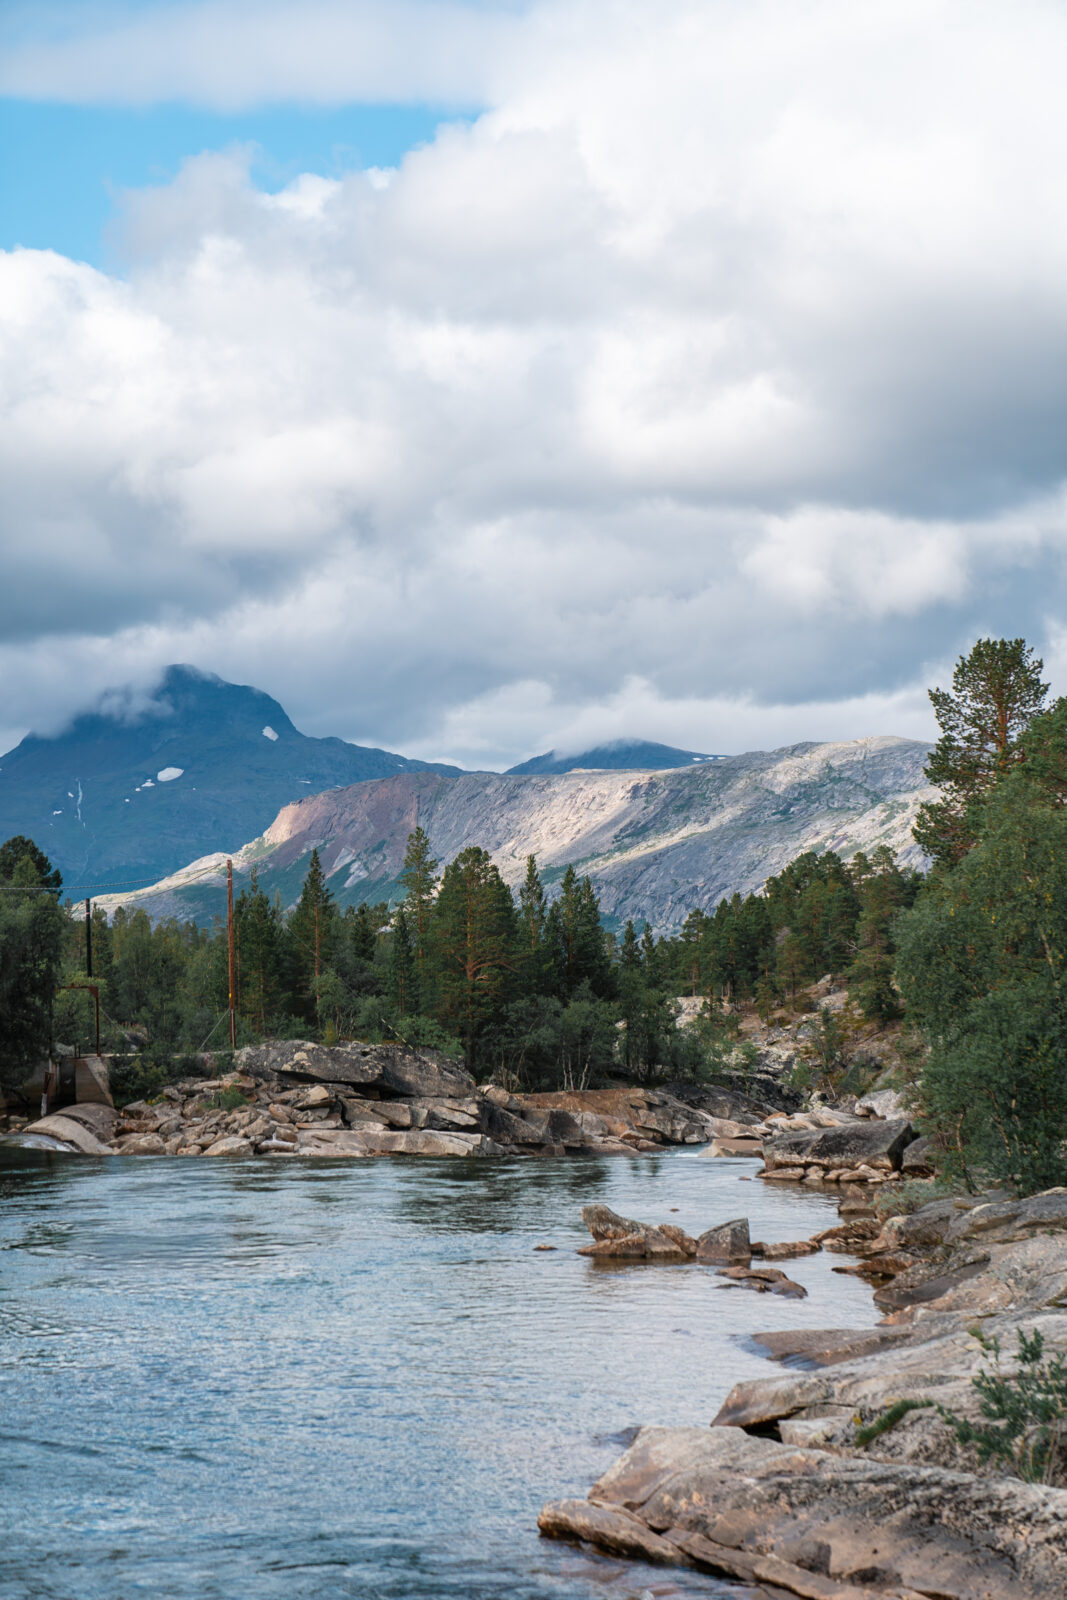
[0,665,459,890]
[506,740,723,775]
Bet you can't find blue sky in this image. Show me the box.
[0,99,460,265]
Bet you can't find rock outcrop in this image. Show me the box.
[541,1187,1067,1598]
[540,1423,1066,1598]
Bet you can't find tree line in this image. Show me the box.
[2,634,1066,1195]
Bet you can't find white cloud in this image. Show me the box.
[4,1,1067,766]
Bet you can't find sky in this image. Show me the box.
[3,0,1067,769]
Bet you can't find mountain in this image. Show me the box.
[0,666,461,891]
[507,738,723,774]
[98,735,934,932]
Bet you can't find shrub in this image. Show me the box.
[937,1328,1067,1486]
[856,1327,1067,1485]
[204,1086,248,1112]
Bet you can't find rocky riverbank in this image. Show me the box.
[5,1040,768,1158]
[4,1040,932,1174]
[540,1187,1067,1598]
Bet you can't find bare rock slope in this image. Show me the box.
[99,735,932,930]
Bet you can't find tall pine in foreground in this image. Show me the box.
[914,638,1048,868]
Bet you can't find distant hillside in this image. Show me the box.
[99,736,934,931]
[507,738,723,774]
[0,665,460,890]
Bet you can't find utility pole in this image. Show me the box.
[227,859,237,1050]
[84,898,93,979]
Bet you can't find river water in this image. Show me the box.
[0,1150,878,1600]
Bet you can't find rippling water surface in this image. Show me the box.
[0,1150,878,1600]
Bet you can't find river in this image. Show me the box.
[0,1149,878,1600]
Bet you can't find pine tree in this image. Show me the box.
[0,837,65,1091]
[546,866,612,999]
[399,827,439,1013]
[388,904,414,1016]
[235,867,285,1033]
[517,855,549,995]
[848,847,908,1021]
[433,847,516,1067]
[287,849,338,1019]
[914,638,1049,868]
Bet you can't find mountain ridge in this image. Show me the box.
[97,735,934,932]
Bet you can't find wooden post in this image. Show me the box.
[227,860,236,1050]
[85,898,93,979]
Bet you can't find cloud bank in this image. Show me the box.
[3,0,1067,766]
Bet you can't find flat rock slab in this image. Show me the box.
[753,1239,821,1261]
[749,1327,912,1368]
[551,1424,1067,1599]
[717,1264,807,1298]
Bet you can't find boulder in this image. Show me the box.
[705,1137,763,1158]
[900,1135,934,1175]
[114,1132,167,1155]
[578,1204,692,1259]
[694,1217,751,1262]
[482,1104,551,1145]
[855,1088,908,1120]
[235,1040,476,1100]
[202,1135,253,1156]
[47,1101,118,1141]
[22,1114,114,1155]
[763,1118,915,1175]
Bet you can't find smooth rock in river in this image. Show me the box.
[717,1264,807,1298]
[578,1204,693,1259]
[23,1114,114,1155]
